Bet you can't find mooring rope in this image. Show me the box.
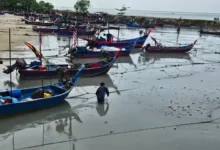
[15,116,220,150]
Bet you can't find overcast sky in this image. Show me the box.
[40,0,220,13]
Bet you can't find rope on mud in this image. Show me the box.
[66,88,136,99]
[118,59,129,71]
[111,61,217,76]
[15,118,220,150]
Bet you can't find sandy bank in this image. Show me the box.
[0,14,38,51]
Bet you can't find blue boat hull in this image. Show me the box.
[74,47,130,58]
[81,31,151,48]
[0,66,84,115]
[0,85,71,115]
[146,45,194,53]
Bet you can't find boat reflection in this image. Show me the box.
[138,53,192,65]
[16,74,115,89]
[116,55,136,67]
[0,101,81,139]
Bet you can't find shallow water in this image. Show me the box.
[0,27,220,150]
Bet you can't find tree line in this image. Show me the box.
[0,0,54,13]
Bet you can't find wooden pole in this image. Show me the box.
[39,31,42,63]
[42,124,45,146]
[117,27,120,41]
[9,28,12,97]
[69,35,71,49]
[12,133,15,150]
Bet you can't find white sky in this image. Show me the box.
[40,0,220,13]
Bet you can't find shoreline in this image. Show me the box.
[109,14,220,29]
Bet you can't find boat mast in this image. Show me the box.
[39,31,44,88]
[9,28,12,97]
[117,27,120,41]
[75,16,78,46]
[39,31,42,63]
[107,21,109,34]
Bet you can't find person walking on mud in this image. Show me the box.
[96,82,109,104]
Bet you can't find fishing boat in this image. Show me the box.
[71,46,130,58]
[3,45,121,79]
[81,29,152,49]
[144,37,197,53]
[0,11,4,15]
[23,18,55,26]
[200,29,220,35]
[0,66,84,116]
[32,25,87,33]
[126,22,156,28]
[58,29,98,36]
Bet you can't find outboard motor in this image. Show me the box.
[68,47,78,58]
[139,30,143,36]
[101,50,110,60]
[56,67,70,83]
[144,43,151,51]
[3,58,27,74]
[106,33,113,42]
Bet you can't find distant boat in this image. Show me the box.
[0,11,4,15]
[32,25,87,33]
[23,18,55,26]
[126,22,156,28]
[214,17,219,21]
[58,29,98,36]
[200,29,220,35]
[144,37,197,53]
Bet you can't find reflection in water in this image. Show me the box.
[138,53,192,65]
[117,55,136,68]
[176,28,180,44]
[0,101,82,150]
[53,116,75,139]
[96,103,109,117]
[55,119,68,133]
[16,74,115,89]
[0,101,81,138]
[3,80,16,88]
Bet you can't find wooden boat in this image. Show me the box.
[126,22,156,28]
[145,40,197,53]
[14,12,24,16]
[81,30,151,49]
[23,19,55,26]
[58,29,98,36]
[0,66,84,116]
[200,29,220,35]
[32,25,87,33]
[3,49,121,79]
[72,46,129,58]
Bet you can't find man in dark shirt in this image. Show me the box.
[96,82,109,104]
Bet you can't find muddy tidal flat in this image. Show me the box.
[0,15,220,150]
